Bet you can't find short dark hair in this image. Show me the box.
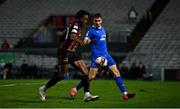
[94,13,102,18]
[76,10,90,19]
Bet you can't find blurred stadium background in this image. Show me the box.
[0,0,180,81]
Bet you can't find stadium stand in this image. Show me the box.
[0,0,155,67]
[4,0,180,80]
[125,0,180,69]
[0,0,155,43]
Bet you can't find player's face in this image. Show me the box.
[93,17,103,28]
[80,15,89,26]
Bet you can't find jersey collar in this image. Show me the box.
[92,25,102,29]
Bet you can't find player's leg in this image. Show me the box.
[71,60,89,95]
[71,60,99,102]
[70,67,98,97]
[70,56,98,98]
[44,63,66,89]
[2,68,8,80]
[109,65,126,93]
[70,80,82,97]
[88,68,98,80]
[107,54,135,100]
[39,72,65,101]
[109,64,135,100]
[39,63,66,101]
[39,51,67,101]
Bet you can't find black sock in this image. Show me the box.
[81,75,90,93]
[45,75,64,90]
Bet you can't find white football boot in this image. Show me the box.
[39,85,46,101]
[84,94,99,102]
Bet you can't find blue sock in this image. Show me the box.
[114,76,126,94]
[75,80,83,91]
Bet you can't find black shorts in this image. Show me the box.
[58,49,82,64]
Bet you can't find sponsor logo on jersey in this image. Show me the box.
[100,34,106,40]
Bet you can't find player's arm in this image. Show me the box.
[56,29,66,37]
[83,30,91,45]
[70,33,84,45]
[70,24,84,45]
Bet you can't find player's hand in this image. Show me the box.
[83,38,91,45]
[56,31,64,36]
[80,41,85,46]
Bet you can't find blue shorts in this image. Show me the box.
[91,53,115,68]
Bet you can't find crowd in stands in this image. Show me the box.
[118,61,152,80]
[0,58,151,80]
[1,38,23,49]
[0,62,12,79]
[1,39,9,50]
[0,59,38,80]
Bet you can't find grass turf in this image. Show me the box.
[0,79,180,108]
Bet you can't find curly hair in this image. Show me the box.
[76,10,90,19]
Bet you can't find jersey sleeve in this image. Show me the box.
[70,24,79,34]
[85,29,92,40]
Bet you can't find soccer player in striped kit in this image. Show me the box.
[39,10,99,102]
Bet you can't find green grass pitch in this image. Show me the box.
[0,79,180,108]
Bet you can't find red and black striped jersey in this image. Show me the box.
[60,21,83,52]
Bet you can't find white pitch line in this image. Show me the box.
[0,82,43,87]
[20,83,43,85]
[0,84,16,87]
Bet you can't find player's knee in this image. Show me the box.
[112,70,120,77]
[89,74,96,80]
[114,73,120,77]
[78,61,89,75]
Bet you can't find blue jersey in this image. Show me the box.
[85,26,108,55]
[85,26,115,68]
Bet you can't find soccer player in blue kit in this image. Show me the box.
[71,13,135,100]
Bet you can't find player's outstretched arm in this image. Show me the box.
[56,30,66,37]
